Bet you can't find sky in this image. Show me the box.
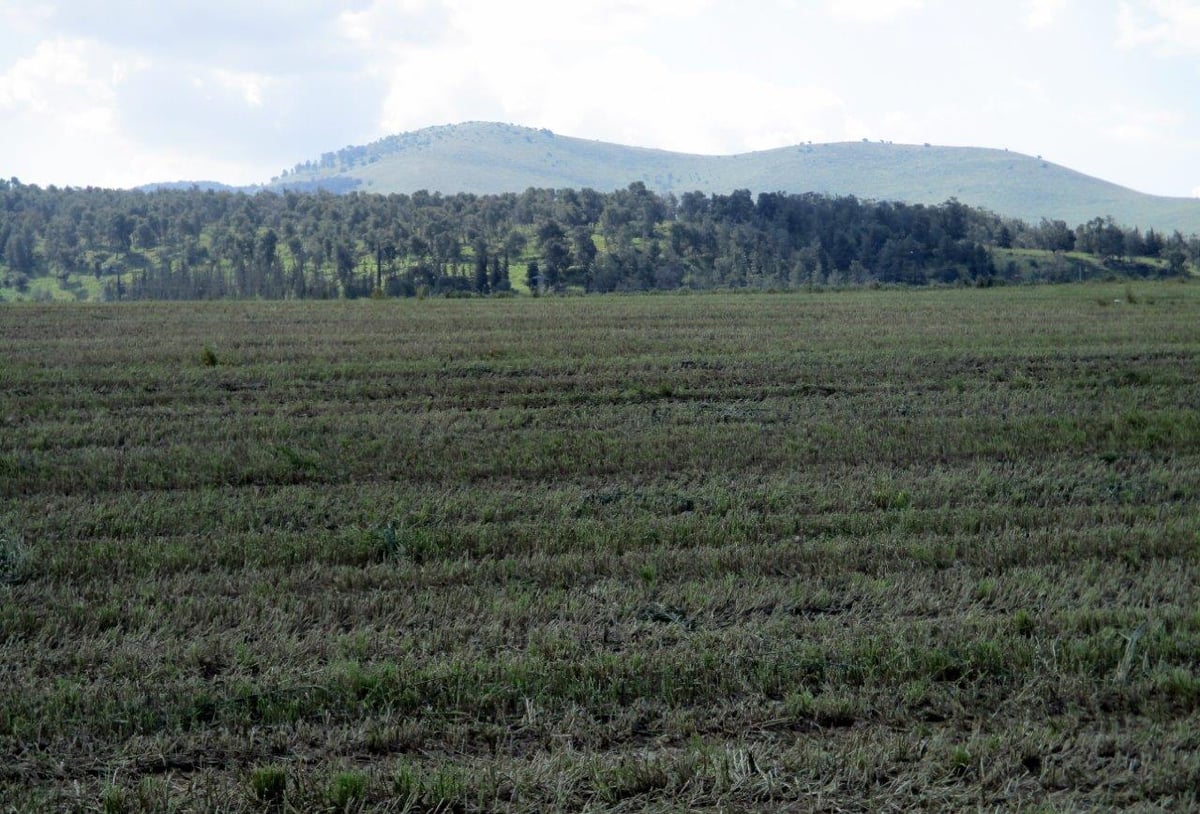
[1,0,1197,197]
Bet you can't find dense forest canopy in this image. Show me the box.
[0,178,1195,301]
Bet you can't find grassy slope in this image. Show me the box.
[2,284,1199,810]
[277,122,1200,233]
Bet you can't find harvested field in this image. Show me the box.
[2,283,1198,811]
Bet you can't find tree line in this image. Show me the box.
[0,178,1195,300]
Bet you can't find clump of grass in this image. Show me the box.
[1155,667,1200,704]
[392,763,421,799]
[327,771,368,809]
[100,786,127,814]
[1013,608,1036,636]
[0,528,31,585]
[392,762,468,809]
[373,524,402,560]
[200,344,219,366]
[949,746,973,775]
[371,522,442,563]
[1125,285,1138,304]
[248,765,287,806]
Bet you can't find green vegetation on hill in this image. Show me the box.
[3,285,1199,809]
[272,122,1200,234]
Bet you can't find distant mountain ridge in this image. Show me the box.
[254,122,1194,233]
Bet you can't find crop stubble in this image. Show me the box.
[1,284,1198,810]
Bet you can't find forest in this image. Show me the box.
[0,178,1195,301]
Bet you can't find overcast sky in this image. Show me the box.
[1,0,1197,197]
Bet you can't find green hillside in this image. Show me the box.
[272,122,1200,234]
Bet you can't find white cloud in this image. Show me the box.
[0,0,54,33]
[826,0,925,23]
[1023,0,1071,28]
[210,68,271,108]
[364,2,846,156]
[0,37,267,186]
[1192,185,1200,197]
[1099,103,1185,144]
[1117,0,1200,54]
[0,37,121,119]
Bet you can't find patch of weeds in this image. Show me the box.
[392,762,467,810]
[949,746,973,775]
[274,444,320,475]
[1125,285,1138,304]
[100,786,127,814]
[906,541,957,569]
[370,523,442,563]
[424,767,467,808]
[248,765,288,806]
[393,763,421,799]
[600,758,673,803]
[637,602,692,628]
[132,777,171,810]
[327,771,368,810]
[870,479,910,510]
[332,660,404,706]
[0,527,32,585]
[784,689,858,726]
[901,677,933,708]
[1013,608,1037,636]
[811,693,860,727]
[973,578,997,602]
[200,344,219,366]
[1155,667,1200,706]
[783,689,815,718]
[639,564,658,587]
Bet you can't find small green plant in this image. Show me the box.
[373,524,402,560]
[783,689,816,717]
[393,763,421,799]
[973,577,997,602]
[1013,608,1036,636]
[371,523,441,562]
[100,786,127,814]
[424,767,466,807]
[1124,284,1138,304]
[249,765,287,805]
[200,344,219,366]
[639,563,657,586]
[328,771,368,809]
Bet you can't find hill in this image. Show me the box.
[270,122,1200,234]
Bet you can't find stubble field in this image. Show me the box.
[2,284,1199,811]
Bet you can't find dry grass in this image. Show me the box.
[1,283,1199,811]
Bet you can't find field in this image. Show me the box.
[2,284,1199,811]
